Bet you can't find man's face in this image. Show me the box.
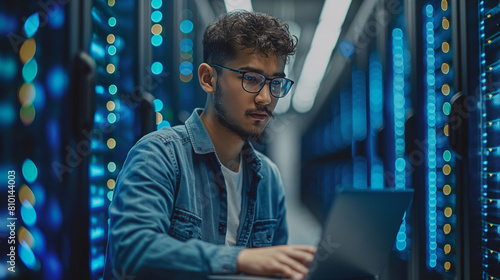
[213,49,285,141]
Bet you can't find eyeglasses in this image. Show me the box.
[211,64,294,98]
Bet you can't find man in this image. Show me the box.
[104,10,315,280]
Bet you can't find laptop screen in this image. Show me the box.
[307,188,414,280]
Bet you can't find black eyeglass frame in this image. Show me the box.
[210,64,294,98]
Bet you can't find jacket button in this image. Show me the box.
[267,234,271,241]
[219,222,226,233]
[188,231,193,238]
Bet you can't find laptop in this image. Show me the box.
[209,188,414,280]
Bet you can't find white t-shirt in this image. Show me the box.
[221,157,243,246]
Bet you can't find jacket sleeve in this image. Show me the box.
[270,162,288,246]
[108,134,243,279]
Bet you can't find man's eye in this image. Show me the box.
[244,75,259,83]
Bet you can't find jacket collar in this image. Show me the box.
[185,108,216,154]
[185,108,262,172]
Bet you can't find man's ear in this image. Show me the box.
[198,63,217,94]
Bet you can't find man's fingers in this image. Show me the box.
[283,246,316,265]
[236,245,317,279]
[275,264,304,280]
[277,253,309,274]
[290,245,317,254]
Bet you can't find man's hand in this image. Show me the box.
[236,245,317,280]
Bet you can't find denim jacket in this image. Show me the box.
[103,109,287,279]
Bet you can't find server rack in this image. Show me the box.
[415,1,459,278]
[478,1,500,278]
[0,1,75,279]
[87,0,146,278]
[97,0,207,278]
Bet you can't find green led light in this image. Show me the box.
[108,17,117,27]
[443,150,451,162]
[443,102,451,115]
[107,162,116,172]
[108,84,117,95]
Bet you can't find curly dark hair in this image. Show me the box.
[202,10,297,66]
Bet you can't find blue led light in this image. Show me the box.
[48,198,62,229]
[91,254,105,272]
[179,38,193,52]
[44,252,62,280]
[31,183,46,209]
[90,164,105,178]
[30,227,46,254]
[0,54,17,80]
[151,0,162,9]
[369,52,383,130]
[114,36,124,49]
[157,120,171,130]
[153,99,164,112]
[151,11,163,23]
[179,61,193,75]
[339,40,354,58]
[24,13,39,38]
[371,163,384,190]
[21,200,37,226]
[19,240,36,269]
[46,66,69,99]
[151,34,163,46]
[47,4,65,29]
[396,240,407,251]
[22,58,38,83]
[0,12,18,36]
[179,20,194,34]
[91,197,104,208]
[95,85,105,95]
[151,62,163,75]
[395,158,406,171]
[91,7,102,24]
[397,231,406,241]
[22,158,38,184]
[90,226,104,240]
[0,102,16,127]
[46,118,61,152]
[90,42,106,58]
[94,112,103,124]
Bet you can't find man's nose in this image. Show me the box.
[255,82,272,105]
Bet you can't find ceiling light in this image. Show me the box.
[292,0,352,113]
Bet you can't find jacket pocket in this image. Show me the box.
[168,208,202,241]
[251,219,278,247]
